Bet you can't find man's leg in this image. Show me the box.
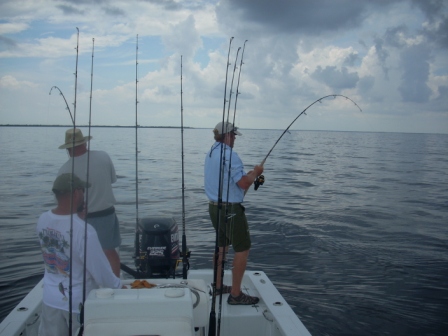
[230,249,249,297]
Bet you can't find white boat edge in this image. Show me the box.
[0,269,312,336]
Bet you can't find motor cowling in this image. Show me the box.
[135,216,180,278]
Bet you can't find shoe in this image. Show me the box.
[215,284,232,296]
[227,292,259,305]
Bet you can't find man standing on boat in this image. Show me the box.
[204,121,264,305]
[58,128,121,276]
[37,173,122,336]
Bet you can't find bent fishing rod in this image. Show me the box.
[49,86,74,125]
[253,94,362,191]
[209,36,233,336]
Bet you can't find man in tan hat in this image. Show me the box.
[204,121,263,305]
[58,128,121,276]
[37,173,122,336]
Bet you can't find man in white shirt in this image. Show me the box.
[37,173,122,336]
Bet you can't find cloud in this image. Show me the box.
[311,66,359,91]
[0,75,37,89]
[216,0,408,37]
[398,44,432,103]
[162,15,202,59]
[0,22,29,34]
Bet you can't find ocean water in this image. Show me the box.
[0,126,447,336]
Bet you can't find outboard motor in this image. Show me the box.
[134,216,180,278]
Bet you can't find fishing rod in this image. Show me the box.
[216,42,248,336]
[253,94,362,191]
[214,45,242,336]
[133,34,140,263]
[209,36,234,336]
[223,41,247,206]
[231,40,247,127]
[68,26,80,336]
[78,37,95,336]
[180,55,190,280]
[49,86,74,125]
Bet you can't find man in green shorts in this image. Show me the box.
[204,121,263,305]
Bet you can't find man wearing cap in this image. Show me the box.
[37,173,122,336]
[58,128,121,276]
[204,121,263,305]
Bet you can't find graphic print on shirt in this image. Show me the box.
[38,227,71,276]
[58,282,68,301]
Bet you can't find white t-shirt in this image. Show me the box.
[58,150,117,213]
[36,211,121,313]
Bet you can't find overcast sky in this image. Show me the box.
[1,0,447,133]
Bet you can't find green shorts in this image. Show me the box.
[208,203,251,252]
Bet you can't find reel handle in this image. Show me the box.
[253,159,265,191]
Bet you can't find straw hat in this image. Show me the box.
[58,128,92,149]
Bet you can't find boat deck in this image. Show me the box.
[0,269,311,336]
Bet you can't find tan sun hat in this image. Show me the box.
[58,128,92,149]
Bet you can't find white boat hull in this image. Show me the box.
[0,269,311,336]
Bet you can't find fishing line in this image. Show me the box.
[209,36,233,336]
[254,94,362,191]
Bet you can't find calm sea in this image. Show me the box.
[0,126,447,336]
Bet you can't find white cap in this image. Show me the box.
[214,121,242,136]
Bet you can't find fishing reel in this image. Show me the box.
[254,175,265,191]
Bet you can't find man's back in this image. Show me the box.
[58,150,117,213]
[36,210,121,313]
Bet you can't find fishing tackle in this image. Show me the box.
[254,174,264,190]
[255,94,362,191]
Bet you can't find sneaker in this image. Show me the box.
[227,292,259,305]
[215,284,232,296]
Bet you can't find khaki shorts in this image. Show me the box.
[39,303,80,336]
[209,203,251,252]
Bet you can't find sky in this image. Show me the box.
[0,0,447,134]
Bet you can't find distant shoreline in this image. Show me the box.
[0,124,193,129]
[1,124,445,135]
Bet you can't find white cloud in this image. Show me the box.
[0,75,37,89]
